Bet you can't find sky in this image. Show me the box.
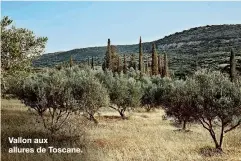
[1,1,241,53]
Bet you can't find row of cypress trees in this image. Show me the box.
[103,37,169,77]
[69,38,237,81]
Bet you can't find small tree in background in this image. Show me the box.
[70,55,73,68]
[103,39,112,70]
[91,56,94,69]
[117,56,122,73]
[158,55,163,76]
[230,49,236,82]
[129,54,137,70]
[123,54,127,74]
[88,57,90,66]
[145,62,149,76]
[163,52,169,77]
[139,36,143,74]
[110,45,120,73]
[151,43,158,75]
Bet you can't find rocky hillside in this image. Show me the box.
[33,24,241,76]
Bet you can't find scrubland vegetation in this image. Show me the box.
[1,16,241,161]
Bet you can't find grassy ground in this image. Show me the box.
[1,99,241,161]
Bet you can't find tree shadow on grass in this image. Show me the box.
[96,115,123,122]
[173,129,192,133]
[199,146,223,157]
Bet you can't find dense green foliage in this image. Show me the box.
[151,43,158,75]
[192,70,241,150]
[1,16,48,74]
[1,16,48,97]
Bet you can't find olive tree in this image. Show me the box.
[109,76,143,119]
[1,16,48,97]
[15,69,77,135]
[165,79,198,130]
[141,83,158,112]
[1,16,47,74]
[70,69,109,123]
[193,70,241,151]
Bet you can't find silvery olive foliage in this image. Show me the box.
[15,69,76,135]
[1,16,48,97]
[141,82,159,112]
[108,75,143,119]
[14,67,110,133]
[69,68,110,123]
[192,70,241,151]
[9,64,241,150]
[1,16,48,74]
[164,79,199,130]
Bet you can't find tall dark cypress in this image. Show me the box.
[69,55,73,68]
[117,56,121,73]
[105,38,112,70]
[163,52,169,77]
[158,55,163,76]
[91,56,94,69]
[123,54,127,74]
[88,57,90,66]
[139,36,143,73]
[230,49,236,82]
[145,62,149,76]
[151,43,158,75]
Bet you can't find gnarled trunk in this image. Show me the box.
[89,114,98,124]
[119,109,127,119]
[182,120,187,130]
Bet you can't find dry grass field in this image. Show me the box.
[1,99,241,161]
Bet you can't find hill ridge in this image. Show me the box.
[33,24,241,76]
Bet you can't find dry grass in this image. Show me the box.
[1,99,241,161]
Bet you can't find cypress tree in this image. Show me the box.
[105,38,112,70]
[88,57,90,66]
[139,36,143,73]
[158,54,163,76]
[129,54,136,69]
[163,52,169,77]
[123,54,127,74]
[117,56,121,73]
[230,49,236,82]
[70,55,73,68]
[151,43,158,75]
[91,56,94,69]
[145,62,149,76]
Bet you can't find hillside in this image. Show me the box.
[33,24,241,76]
